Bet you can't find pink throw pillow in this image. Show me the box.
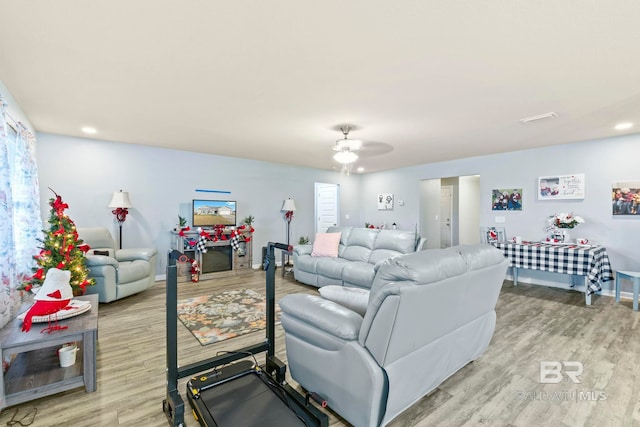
[311,232,341,257]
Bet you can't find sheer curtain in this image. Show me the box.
[0,96,42,328]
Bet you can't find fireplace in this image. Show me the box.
[201,245,232,273]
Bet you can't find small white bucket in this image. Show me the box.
[59,345,78,368]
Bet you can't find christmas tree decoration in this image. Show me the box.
[20,190,95,297]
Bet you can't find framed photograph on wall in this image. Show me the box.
[538,174,585,200]
[491,188,522,211]
[377,194,394,210]
[612,182,640,216]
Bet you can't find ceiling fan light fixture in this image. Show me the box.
[333,149,359,164]
[334,138,362,151]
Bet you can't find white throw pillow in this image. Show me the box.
[318,285,369,316]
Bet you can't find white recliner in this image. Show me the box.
[77,227,158,303]
[279,244,509,427]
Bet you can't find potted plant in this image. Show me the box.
[242,215,255,227]
[298,236,310,245]
[175,215,188,232]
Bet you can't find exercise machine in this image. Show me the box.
[163,242,328,427]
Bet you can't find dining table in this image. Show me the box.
[491,241,614,305]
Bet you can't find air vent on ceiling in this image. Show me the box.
[519,112,559,124]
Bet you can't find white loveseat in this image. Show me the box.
[293,226,425,289]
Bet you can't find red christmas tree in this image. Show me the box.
[21,191,95,296]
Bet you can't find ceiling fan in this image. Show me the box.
[333,126,362,173]
[331,125,394,174]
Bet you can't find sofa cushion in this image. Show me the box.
[368,230,417,264]
[316,257,350,280]
[311,232,342,257]
[326,226,353,258]
[342,228,378,262]
[118,260,152,283]
[319,285,369,316]
[342,262,376,289]
[296,254,319,274]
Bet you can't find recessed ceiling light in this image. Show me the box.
[519,112,559,124]
[81,126,97,134]
[614,122,633,130]
[357,167,364,173]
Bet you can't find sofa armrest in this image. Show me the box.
[279,294,362,340]
[85,254,119,268]
[416,237,428,251]
[116,248,158,262]
[293,244,312,256]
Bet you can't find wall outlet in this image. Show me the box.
[345,214,350,219]
[495,216,506,223]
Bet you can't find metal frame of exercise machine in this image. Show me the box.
[163,242,328,427]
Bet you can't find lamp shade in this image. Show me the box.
[108,190,133,208]
[281,198,296,212]
[333,150,358,164]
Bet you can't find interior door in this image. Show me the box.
[315,183,339,233]
[440,186,453,248]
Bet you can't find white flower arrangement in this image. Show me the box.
[547,212,585,229]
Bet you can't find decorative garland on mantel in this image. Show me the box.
[176,224,255,282]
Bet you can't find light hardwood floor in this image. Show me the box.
[1,269,639,427]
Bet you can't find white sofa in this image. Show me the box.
[293,226,425,289]
[280,244,509,427]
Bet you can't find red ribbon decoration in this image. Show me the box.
[285,211,294,222]
[34,250,52,260]
[112,207,129,224]
[52,195,69,216]
[52,225,65,236]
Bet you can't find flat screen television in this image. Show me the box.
[192,199,237,227]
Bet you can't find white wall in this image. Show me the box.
[0,80,34,133]
[359,134,640,292]
[459,175,480,244]
[35,133,362,276]
[419,178,441,249]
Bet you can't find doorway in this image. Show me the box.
[440,186,453,248]
[419,175,480,249]
[315,183,339,233]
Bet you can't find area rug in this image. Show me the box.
[177,289,280,346]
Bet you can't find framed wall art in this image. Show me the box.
[480,226,506,243]
[538,174,585,200]
[491,188,522,211]
[377,194,394,210]
[612,181,640,216]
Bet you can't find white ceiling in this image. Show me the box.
[1,1,639,173]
